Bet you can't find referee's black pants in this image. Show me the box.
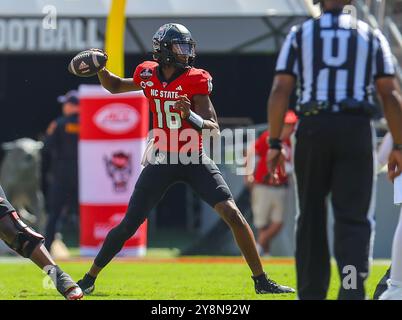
[294,113,375,300]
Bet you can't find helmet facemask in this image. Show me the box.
[170,39,196,68]
[154,39,195,69]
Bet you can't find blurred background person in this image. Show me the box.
[245,110,297,256]
[42,90,80,257]
[374,129,402,300]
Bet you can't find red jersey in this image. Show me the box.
[133,61,212,153]
[254,131,291,186]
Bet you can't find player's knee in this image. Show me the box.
[113,220,137,241]
[1,212,44,258]
[7,232,44,258]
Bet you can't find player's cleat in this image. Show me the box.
[63,286,84,300]
[373,267,391,300]
[77,273,96,295]
[379,280,402,300]
[56,272,83,300]
[252,273,295,294]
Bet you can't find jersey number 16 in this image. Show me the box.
[155,99,182,129]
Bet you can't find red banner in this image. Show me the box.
[79,85,149,256]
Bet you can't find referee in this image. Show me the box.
[267,0,402,299]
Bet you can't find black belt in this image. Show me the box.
[296,99,376,117]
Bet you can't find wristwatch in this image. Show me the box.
[268,138,282,150]
[393,143,402,151]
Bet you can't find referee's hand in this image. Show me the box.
[388,149,402,181]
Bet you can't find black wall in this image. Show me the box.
[0,53,279,143]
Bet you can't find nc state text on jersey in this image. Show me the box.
[150,89,180,99]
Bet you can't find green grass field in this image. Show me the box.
[0,256,389,300]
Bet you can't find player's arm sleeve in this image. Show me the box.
[373,29,396,79]
[275,26,299,78]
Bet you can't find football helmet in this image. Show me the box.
[152,23,196,68]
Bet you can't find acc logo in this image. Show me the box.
[140,81,154,89]
[94,103,139,134]
[140,68,153,80]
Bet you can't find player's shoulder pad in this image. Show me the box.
[188,67,212,80]
[188,68,213,86]
[134,61,158,82]
[137,60,159,70]
[188,68,213,94]
[136,61,159,75]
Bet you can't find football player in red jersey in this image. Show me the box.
[0,186,83,299]
[77,23,294,295]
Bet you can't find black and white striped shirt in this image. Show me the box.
[276,10,396,107]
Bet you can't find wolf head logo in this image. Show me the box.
[104,151,132,193]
